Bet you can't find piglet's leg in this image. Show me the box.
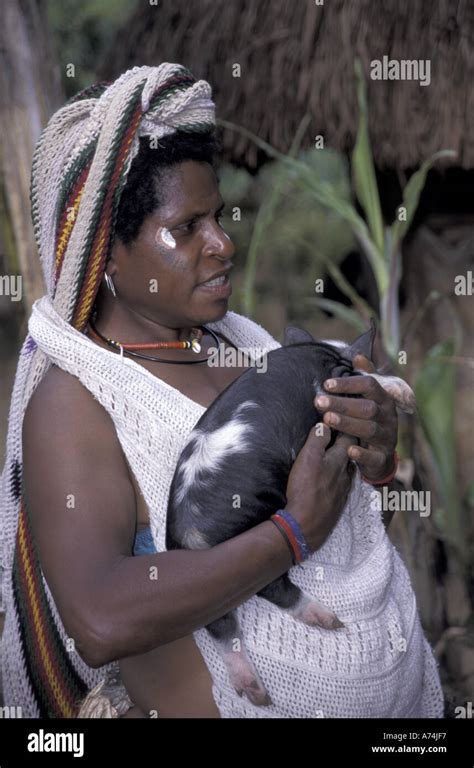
[360,372,416,414]
[206,612,272,706]
[258,575,344,630]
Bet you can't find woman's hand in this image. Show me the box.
[314,354,398,483]
[285,423,356,551]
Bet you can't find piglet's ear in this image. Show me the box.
[342,318,376,362]
[283,326,315,346]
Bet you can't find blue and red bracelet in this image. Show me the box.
[270,454,399,564]
[270,509,313,565]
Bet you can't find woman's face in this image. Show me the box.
[109,159,235,328]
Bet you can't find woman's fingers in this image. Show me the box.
[311,421,332,454]
[322,374,387,404]
[316,409,384,445]
[315,393,379,420]
[324,432,357,467]
[347,445,391,480]
[315,376,398,456]
[352,354,376,373]
[311,371,398,484]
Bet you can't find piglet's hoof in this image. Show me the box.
[290,594,345,630]
[225,650,272,706]
[236,678,272,707]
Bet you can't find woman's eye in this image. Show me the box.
[178,213,224,235]
[179,220,196,234]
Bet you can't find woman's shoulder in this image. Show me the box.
[212,310,282,352]
[23,365,112,445]
[26,364,95,412]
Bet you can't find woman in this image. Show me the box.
[0,64,443,718]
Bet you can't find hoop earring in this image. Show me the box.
[104,273,117,297]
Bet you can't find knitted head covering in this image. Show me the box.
[34,64,215,325]
[0,64,215,718]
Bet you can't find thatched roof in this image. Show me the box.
[101,0,473,171]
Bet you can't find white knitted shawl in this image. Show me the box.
[1,295,444,718]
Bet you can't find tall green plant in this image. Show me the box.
[351,61,456,359]
[415,339,467,563]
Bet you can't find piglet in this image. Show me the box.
[166,322,415,706]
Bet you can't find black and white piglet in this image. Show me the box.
[165,323,415,706]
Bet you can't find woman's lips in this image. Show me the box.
[196,274,232,297]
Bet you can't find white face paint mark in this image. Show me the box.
[155,227,176,249]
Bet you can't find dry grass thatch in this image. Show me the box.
[101,0,474,170]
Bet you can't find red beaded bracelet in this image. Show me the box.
[361,451,399,486]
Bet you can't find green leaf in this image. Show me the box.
[217,118,369,238]
[415,339,467,562]
[391,150,457,247]
[352,59,385,256]
[307,298,366,333]
[464,481,474,508]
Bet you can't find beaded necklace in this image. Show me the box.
[87,313,220,365]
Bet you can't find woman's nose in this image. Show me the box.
[203,220,235,260]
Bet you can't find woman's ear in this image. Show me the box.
[283,326,315,346]
[104,250,119,278]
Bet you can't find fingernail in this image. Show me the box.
[326,413,339,425]
[325,379,336,389]
[316,396,330,408]
[350,448,360,459]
